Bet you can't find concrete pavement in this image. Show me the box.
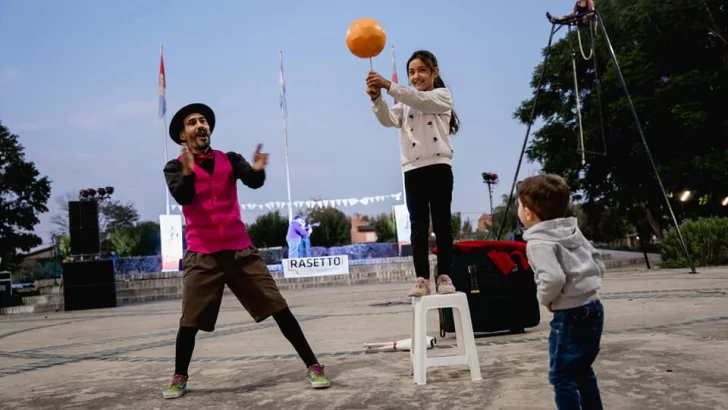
[0,265,727,409]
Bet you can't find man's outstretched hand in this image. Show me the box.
[252,144,269,171]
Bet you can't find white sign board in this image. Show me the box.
[393,204,411,244]
[282,255,349,279]
[160,214,184,272]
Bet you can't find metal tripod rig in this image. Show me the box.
[496,10,697,274]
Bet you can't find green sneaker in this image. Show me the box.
[307,364,331,389]
[162,374,188,399]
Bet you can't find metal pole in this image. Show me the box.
[162,115,170,215]
[595,11,697,274]
[566,26,587,166]
[160,44,170,216]
[280,50,294,223]
[497,24,558,240]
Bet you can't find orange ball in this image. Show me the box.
[346,18,387,59]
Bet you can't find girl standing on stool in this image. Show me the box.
[366,50,459,297]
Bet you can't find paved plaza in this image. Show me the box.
[1,265,727,409]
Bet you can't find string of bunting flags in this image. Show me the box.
[169,192,403,212]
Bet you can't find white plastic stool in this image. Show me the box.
[410,292,482,385]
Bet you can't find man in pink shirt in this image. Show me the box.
[162,103,330,399]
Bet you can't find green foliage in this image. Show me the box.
[11,258,59,283]
[462,218,474,234]
[492,194,519,238]
[51,194,139,237]
[100,200,139,232]
[451,212,462,237]
[371,213,396,243]
[247,211,289,248]
[516,0,728,239]
[308,207,351,247]
[0,122,52,269]
[660,217,728,268]
[58,235,71,259]
[108,221,161,257]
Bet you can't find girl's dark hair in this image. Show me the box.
[406,50,460,135]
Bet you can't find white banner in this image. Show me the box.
[159,214,184,272]
[169,192,403,212]
[393,204,411,244]
[282,255,349,278]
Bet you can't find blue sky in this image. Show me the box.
[0,0,571,245]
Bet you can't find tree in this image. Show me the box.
[491,194,520,238]
[100,200,139,232]
[451,212,462,237]
[462,218,474,234]
[51,193,139,236]
[307,207,351,247]
[0,122,51,268]
[108,221,161,257]
[515,0,728,241]
[371,213,396,243]
[247,210,289,248]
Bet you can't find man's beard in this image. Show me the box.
[191,129,210,150]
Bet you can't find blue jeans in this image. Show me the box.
[549,300,604,410]
[299,237,310,257]
[287,238,301,259]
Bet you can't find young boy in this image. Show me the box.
[518,174,605,410]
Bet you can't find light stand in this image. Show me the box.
[481,172,499,236]
[496,10,697,274]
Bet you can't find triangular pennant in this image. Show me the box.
[360,197,371,205]
[265,202,273,210]
[306,201,314,208]
[393,193,402,201]
[315,201,323,208]
[294,201,303,207]
[323,200,330,207]
[348,198,359,206]
[336,199,342,206]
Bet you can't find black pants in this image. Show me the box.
[404,164,453,280]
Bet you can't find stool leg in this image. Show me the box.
[452,307,466,356]
[457,303,482,381]
[410,299,415,376]
[412,303,428,385]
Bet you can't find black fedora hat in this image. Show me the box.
[169,103,216,145]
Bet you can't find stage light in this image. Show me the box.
[87,188,97,197]
[679,190,691,202]
[97,188,106,196]
[722,197,728,207]
[106,187,114,195]
[481,172,499,183]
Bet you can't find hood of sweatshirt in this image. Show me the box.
[522,217,586,249]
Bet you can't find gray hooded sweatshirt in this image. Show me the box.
[522,217,605,311]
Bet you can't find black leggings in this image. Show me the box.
[404,164,454,280]
[174,307,318,376]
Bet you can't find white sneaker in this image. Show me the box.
[408,277,431,297]
[436,275,456,294]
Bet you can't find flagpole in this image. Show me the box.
[392,45,407,206]
[280,50,294,223]
[160,44,170,215]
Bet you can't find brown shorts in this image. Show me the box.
[180,246,288,332]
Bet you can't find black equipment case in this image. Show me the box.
[435,240,540,336]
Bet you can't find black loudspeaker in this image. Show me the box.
[69,200,100,255]
[62,260,116,311]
